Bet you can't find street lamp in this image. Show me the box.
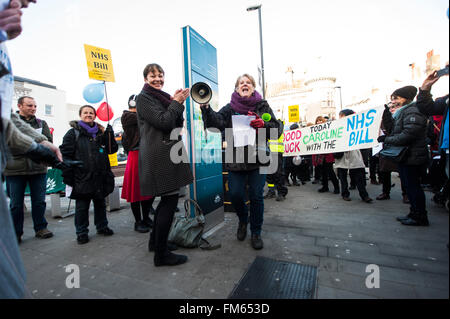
[334,86,343,110]
[247,4,266,99]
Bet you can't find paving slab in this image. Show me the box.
[15,173,448,299]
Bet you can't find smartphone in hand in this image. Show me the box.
[436,66,449,77]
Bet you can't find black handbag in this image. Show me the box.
[380,144,409,163]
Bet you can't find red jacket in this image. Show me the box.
[312,153,335,166]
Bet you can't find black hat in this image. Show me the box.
[290,123,299,130]
[339,109,355,117]
[128,94,137,108]
[391,86,417,101]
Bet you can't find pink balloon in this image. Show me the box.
[97,102,114,121]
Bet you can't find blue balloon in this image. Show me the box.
[83,83,105,103]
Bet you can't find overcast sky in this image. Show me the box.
[6,0,449,119]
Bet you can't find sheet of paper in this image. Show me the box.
[65,185,72,197]
[372,129,385,156]
[232,115,256,147]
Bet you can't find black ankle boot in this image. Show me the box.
[154,252,188,267]
[237,222,248,241]
[251,234,264,250]
[142,218,154,228]
[134,221,150,233]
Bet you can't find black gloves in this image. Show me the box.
[377,135,387,143]
[54,160,84,170]
[26,144,60,167]
[105,124,114,134]
[26,144,84,170]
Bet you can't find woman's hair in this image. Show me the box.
[234,74,256,89]
[315,116,326,124]
[143,63,164,79]
[79,105,96,116]
[339,109,355,117]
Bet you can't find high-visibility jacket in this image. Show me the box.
[268,133,284,153]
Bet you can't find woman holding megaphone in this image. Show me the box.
[199,74,280,250]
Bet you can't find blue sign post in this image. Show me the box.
[182,26,224,230]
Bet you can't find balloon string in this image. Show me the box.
[103,81,110,125]
[103,80,111,153]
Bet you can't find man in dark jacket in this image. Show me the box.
[378,86,429,226]
[416,68,449,211]
[416,69,449,157]
[4,96,54,242]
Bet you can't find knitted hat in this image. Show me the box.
[339,109,355,117]
[391,86,417,101]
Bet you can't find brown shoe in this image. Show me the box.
[35,229,53,239]
[363,197,373,203]
[343,197,351,201]
[376,193,390,200]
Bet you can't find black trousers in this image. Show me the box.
[321,162,339,191]
[298,159,311,182]
[130,198,154,222]
[74,198,108,235]
[338,168,368,199]
[286,165,299,183]
[266,153,288,196]
[369,155,380,181]
[314,165,322,181]
[398,164,427,215]
[149,194,179,256]
[379,171,406,196]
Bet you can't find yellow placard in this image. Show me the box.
[108,152,118,167]
[84,44,115,82]
[288,105,299,123]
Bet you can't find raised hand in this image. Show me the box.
[0,7,22,40]
[420,71,440,91]
[173,88,190,104]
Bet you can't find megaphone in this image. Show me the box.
[191,82,212,104]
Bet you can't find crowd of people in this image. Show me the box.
[275,81,449,228]
[0,0,448,299]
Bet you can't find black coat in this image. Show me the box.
[416,89,449,149]
[384,102,429,166]
[136,91,193,196]
[59,121,118,199]
[121,110,140,152]
[201,100,280,171]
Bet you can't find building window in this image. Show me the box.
[45,104,53,116]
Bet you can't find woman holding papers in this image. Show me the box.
[200,74,280,250]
